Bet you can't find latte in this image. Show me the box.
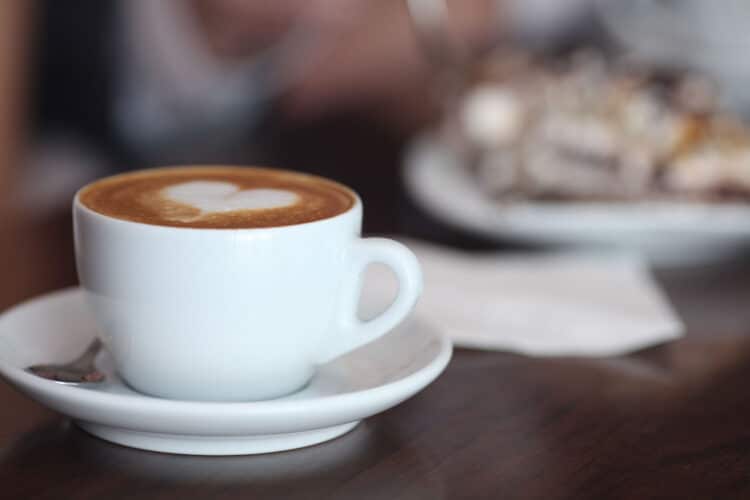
[78,166,356,229]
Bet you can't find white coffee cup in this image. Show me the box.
[73,181,422,401]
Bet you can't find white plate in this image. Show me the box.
[403,135,750,265]
[0,288,451,455]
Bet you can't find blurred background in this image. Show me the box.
[3,0,750,309]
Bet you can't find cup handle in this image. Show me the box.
[316,238,423,364]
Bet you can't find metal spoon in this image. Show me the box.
[26,338,106,384]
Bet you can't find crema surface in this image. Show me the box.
[79,167,356,229]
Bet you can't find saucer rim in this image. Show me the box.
[0,287,452,419]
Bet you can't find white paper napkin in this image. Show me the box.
[362,240,684,357]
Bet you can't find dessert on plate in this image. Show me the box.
[452,50,750,203]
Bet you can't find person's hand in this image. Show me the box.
[190,0,500,128]
[284,0,434,126]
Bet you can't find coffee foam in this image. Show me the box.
[163,181,299,221]
[79,166,355,229]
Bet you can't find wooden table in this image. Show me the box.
[3,120,750,499]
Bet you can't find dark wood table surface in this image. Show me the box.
[3,118,750,499]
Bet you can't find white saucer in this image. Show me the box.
[0,288,451,455]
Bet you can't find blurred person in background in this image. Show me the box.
[2,0,602,220]
[23,0,494,213]
[0,0,604,306]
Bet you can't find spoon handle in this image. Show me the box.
[69,338,103,370]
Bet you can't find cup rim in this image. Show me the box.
[73,165,362,233]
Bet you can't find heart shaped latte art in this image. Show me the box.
[163,181,299,214]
